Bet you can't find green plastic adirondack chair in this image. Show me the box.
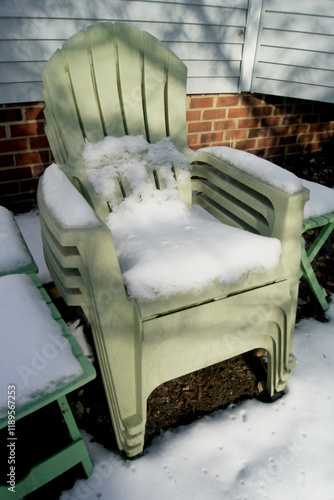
[0,207,96,499]
[37,22,308,458]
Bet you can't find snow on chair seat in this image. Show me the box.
[0,273,96,499]
[38,21,309,458]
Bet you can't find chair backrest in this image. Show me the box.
[42,22,189,167]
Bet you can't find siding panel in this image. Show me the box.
[0,0,248,102]
[251,0,334,103]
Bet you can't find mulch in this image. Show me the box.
[20,148,334,498]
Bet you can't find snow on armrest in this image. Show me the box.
[196,146,303,195]
[40,164,100,228]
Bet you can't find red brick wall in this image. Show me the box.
[1,94,333,212]
[0,102,52,212]
[187,94,334,157]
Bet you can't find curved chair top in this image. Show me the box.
[42,22,189,166]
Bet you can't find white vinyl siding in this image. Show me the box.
[0,0,248,103]
[250,0,334,103]
[0,0,333,104]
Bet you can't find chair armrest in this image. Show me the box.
[37,167,126,308]
[192,148,309,285]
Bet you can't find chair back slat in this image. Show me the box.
[42,22,188,170]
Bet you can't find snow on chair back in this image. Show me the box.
[42,22,188,166]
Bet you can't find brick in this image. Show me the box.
[286,144,303,154]
[0,108,22,123]
[302,114,320,124]
[274,105,294,115]
[247,148,266,158]
[11,122,45,137]
[252,106,273,117]
[216,95,239,107]
[248,128,267,138]
[25,105,45,121]
[266,146,286,157]
[200,132,223,143]
[263,95,286,107]
[211,141,230,147]
[0,154,14,167]
[0,138,28,153]
[293,103,312,114]
[291,124,308,134]
[29,135,50,150]
[186,110,201,122]
[297,133,314,143]
[203,109,226,120]
[279,135,297,145]
[188,121,211,133]
[0,126,6,138]
[241,95,265,107]
[316,131,333,142]
[213,120,236,131]
[226,129,247,140]
[270,126,290,137]
[19,178,39,193]
[282,115,301,125]
[309,122,328,133]
[0,181,19,196]
[189,144,205,150]
[238,118,259,129]
[15,150,49,166]
[0,166,32,182]
[190,97,214,109]
[261,117,280,127]
[32,164,47,177]
[187,134,199,146]
[228,107,249,118]
[235,139,256,150]
[309,142,322,152]
[258,137,278,148]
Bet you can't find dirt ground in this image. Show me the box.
[11,147,334,499]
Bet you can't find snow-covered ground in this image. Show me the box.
[14,210,334,500]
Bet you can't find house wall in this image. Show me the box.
[0,0,248,103]
[1,94,333,212]
[0,0,333,211]
[1,0,334,104]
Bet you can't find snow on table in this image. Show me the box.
[0,206,33,275]
[0,274,83,418]
[82,136,282,300]
[302,179,334,219]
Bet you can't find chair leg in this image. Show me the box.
[300,245,329,311]
[57,396,94,477]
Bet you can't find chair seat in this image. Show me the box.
[108,201,283,302]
